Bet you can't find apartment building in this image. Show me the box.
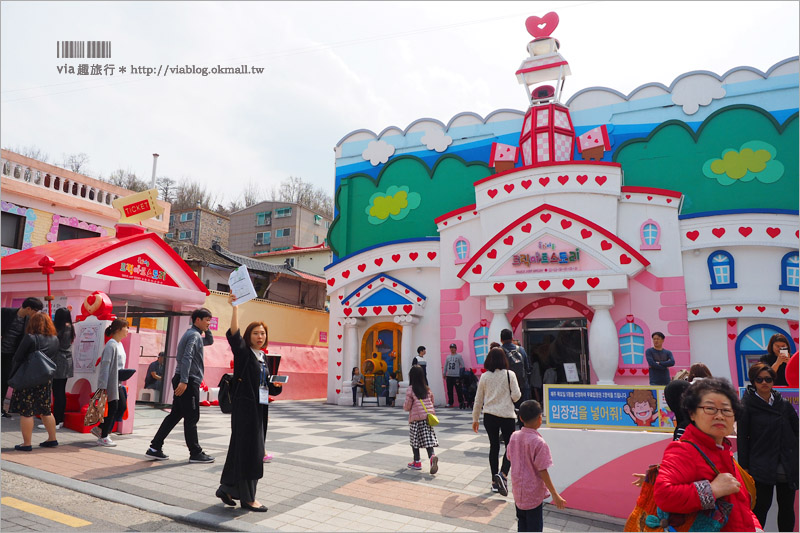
[228,201,330,257]
[253,243,332,277]
[167,206,229,248]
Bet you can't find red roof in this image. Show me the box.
[1,232,209,294]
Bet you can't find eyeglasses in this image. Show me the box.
[754,377,774,384]
[698,405,735,417]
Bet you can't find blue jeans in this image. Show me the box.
[516,503,543,532]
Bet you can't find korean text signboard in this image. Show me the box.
[97,253,179,287]
[544,384,674,432]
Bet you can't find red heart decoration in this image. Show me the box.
[600,240,612,251]
[630,368,637,374]
[373,306,382,315]
[666,199,672,203]
[516,281,528,291]
[728,334,736,340]
[355,293,360,297]
[457,216,462,220]
[735,306,743,312]
[595,176,607,186]
[625,194,631,199]
[338,295,343,301]
[488,189,498,199]
[345,301,350,306]
[388,305,397,314]
[617,368,625,375]
[758,306,766,312]
[539,280,551,290]
[561,220,572,229]
[791,323,799,331]
[358,263,366,272]
[504,183,515,194]
[392,254,401,262]
[521,223,532,233]
[493,282,505,293]
[766,227,781,238]
[562,279,575,289]
[525,12,559,38]
[337,335,342,339]
[540,214,551,223]
[336,361,342,366]
[392,282,397,287]
[358,307,367,316]
[549,298,556,303]
[367,284,372,289]
[647,196,653,201]
[521,179,532,189]
[342,270,350,278]
[403,305,413,314]
[416,296,422,302]
[336,375,341,380]
[504,236,514,246]
[587,278,600,288]
[409,252,418,261]
[327,278,336,286]
[567,301,574,307]
[712,228,725,238]
[642,369,649,375]
[580,229,592,239]
[558,175,569,185]
[691,309,699,315]
[427,252,437,260]
[337,348,342,352]
[336,389,341,394]
[738,227,752,237]
[472,265,483,274]
[374,258,383,266]
[781,308,790,315]
[713,307,721,313]
[619,254,632,265]
[380,277,385,282]
[539,177,550,187]
[343,308,352,316]
[686,231,700,241]
[487,249,497,259]
[443,221,448,226]
[727,320,736,327]
[576,175,588,185]
[405,289,410,294]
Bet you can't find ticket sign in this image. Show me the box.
[112,189,164,224]
[97,253,179,287]
[544,384,674,432]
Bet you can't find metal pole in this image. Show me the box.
[151,153,159,189]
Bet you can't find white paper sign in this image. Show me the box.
[228,265,257,306]
[564,363,580,383]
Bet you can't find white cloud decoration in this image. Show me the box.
[420,128,452,153]
[361,140,396,166]
[671,75,726,115]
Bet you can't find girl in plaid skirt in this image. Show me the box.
[403,365,439,473]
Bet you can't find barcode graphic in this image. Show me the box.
[56,41,111,58]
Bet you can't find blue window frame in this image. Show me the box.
[473,326,489,365]
[780,252,799,292]
[643,224,658,245]
[735,324,796,386]
[708,250,737,289]
[619,323,645,365]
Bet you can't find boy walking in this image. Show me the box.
[506,400,566,532]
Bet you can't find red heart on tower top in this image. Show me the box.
[525,12,559,38]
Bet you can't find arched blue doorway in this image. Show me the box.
[735,324,795,386]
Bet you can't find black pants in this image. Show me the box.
[483,412,516,477]
[352,385,365,405]
[516,503,544,532]
[150,376,202,456]
[1,352,11,410]
[412,446,434,462]
[754,480,796,531]
[100,387,127,438]
[445,377,464,406]
[52,378,68,424]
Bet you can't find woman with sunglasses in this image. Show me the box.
[738,363,799,531]
[654,378,761,531]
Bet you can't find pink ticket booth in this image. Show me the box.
[1,224,209,433]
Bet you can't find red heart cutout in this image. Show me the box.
[580,229,592,239]
[713,307,721,313]
[355,293,360,297]
[617,368,625,375]
[619,254,632,265]
[409,252,418,261]
[373,306,382,315]
[625,194,631,199]
[337,334,342,339]
[525,12,559,38]
[538,280,551,290]
[457,216,462,220]
[472,265,482,274]
[342,270,350,278]
[766,227,781,238]
[540,214,551,223]
[562,279,575,289]
[487,249,497,259]
[781,308,790,315]
[666,199,672,203]
[327,278,336,286]
[791,324,799,331]
[728,320,736,327]
[521,223,532,233]
[338,295,343,301]
[758,306,766,312]
[387,305,397,314]
[427,252,437,260]
[558,175,569,185]
[380,277,385,282]
[587,278,600,288]
[504,183,514,194]
[357,264,366,272]
[712,228,725,238]
[392,254,401,262]
[337,348,342,352]
[443,221,448,226]
[595,176,607,186]
[405,289,410,294]
[560,220,572,229]
[403,305,413,314]
[367,284,372,289]
[647,196,653,201]
[488,189,498,199]
[735,306,743,312]
[521,179,532,189]
[374,258,383,266]
[686,231,700,241]
[343,308,352,316]
[336,389,341,394]
[392,282,397,287]
[336,361,342,366]
[549,298,556,303]
[516,281,528,291]
[416,297,421,303]
[630,368,638,375]
[576,175,588,185]
[345,301,350,306]
[503,236,514,246]
[728,334,736,340]
[493,282,505,293]
[642,369,649,375]
[600,240,612,251]
[738,227,752,237]
[691,309,699,315]
[539,177,550,187]
[358,308,367,316]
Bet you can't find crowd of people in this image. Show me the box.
[2,296,797,530]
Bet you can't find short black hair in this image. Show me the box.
[500,328,513,342]
[652,332,665,339]
[519,400,542,422]
[21,297,44,311]
[484,347,509,372]
[417,345,426,354]
[191,307,212,322]
[682,377,742,420]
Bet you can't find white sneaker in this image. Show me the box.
[97,437,116,447]
[38,422,64,430]
[91,426,102,439]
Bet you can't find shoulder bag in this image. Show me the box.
[84,388,108,426]
[8,336,56,390]
[419,398,439,426]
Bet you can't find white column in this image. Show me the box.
[394,315,419,383]
[587,290,619,385]
[486,295,512,345]
[339,317,361,405]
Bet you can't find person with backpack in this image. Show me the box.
[443,343,465,408]
[501,329,530,426]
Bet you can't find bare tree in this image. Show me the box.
[172,177,221,210]
[156,176,177,203]
[63,153,90,174]
[240,180,264,208]
[269,176,333,217]
[105,168,149,192]
[3,145,50,163]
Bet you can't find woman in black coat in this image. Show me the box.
[738,362,799,531]
[216,294,282,512]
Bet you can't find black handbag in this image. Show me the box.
[8,337,56,389]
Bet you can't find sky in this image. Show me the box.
[2,1,798,206]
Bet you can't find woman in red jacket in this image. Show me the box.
[654,378,761,532]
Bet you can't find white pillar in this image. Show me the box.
[394,315,419,383]
[486,295,512,345]
[339,317,362,405]
[587,290,619,385]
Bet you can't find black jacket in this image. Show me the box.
[738,387,799,488]
[663,379,691,438]
[759,353,789,386]
[11,333,60,382]
[220,329,282,485]
[1,307,28,355]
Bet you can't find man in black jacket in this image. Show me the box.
[1,297,44,418]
